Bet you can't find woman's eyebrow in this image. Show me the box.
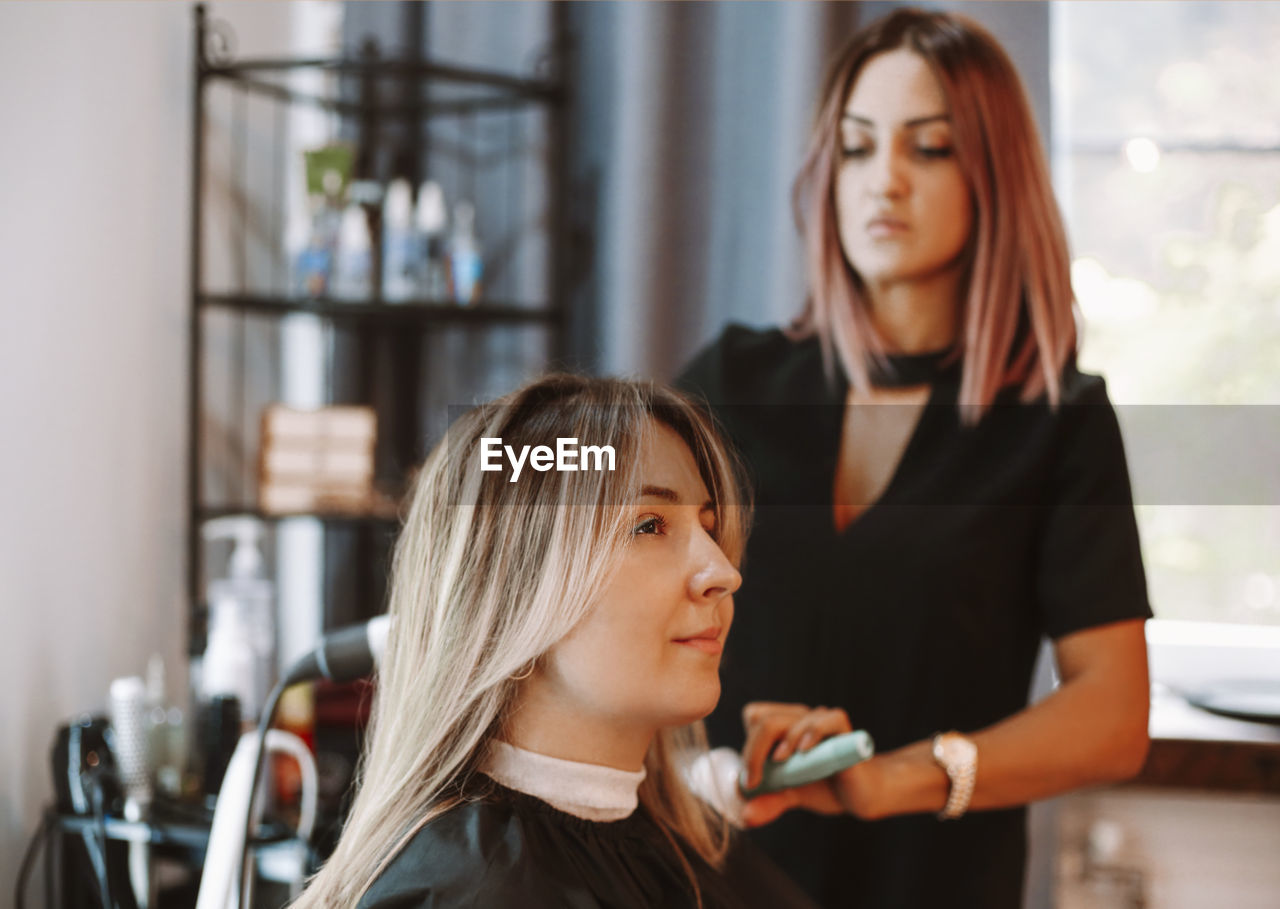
[638,485,716,513]
[639,485,680,503]
[841,113,950,128]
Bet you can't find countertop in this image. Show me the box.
[1135,685,1280,793]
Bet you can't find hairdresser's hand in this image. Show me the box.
[739,701,882,826]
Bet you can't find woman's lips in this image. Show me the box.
[675,638,724,655]
[674,627,723,655]
[866,216,910,238]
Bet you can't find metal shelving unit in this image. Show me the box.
[187,2,573,650]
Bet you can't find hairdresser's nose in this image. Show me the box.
[688,529,742,605]
[868,144,908,200]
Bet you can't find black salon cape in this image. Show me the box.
[357,780,818,908]
[676,325,1152,909]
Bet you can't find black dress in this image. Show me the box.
[357,780,818,908]
[676,325,1152,909]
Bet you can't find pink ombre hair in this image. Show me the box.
[791,7,1076,421]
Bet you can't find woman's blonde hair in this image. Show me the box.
[294,374,750,906]
[792,7,1077,420]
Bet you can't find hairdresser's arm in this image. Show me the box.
[740,619,1150,825]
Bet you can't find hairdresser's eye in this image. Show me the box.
[840,145,872,160]
[633,515,668,536]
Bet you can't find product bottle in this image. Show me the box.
[285,212,313,298]
[144,654,186,797]
[382,178,417,302]
[293,168,344,299]
[414,180,448,300]
[332,203,372,301]
[448,200,483,306]
[201,517,275,723]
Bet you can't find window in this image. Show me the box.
[1051,0,1280,627]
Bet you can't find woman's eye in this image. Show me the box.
[633,516,667,536]
[840,146,872,159]
[915,145,953,159]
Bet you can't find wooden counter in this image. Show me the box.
[1135,687,1280,794]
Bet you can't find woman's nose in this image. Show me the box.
[868,146,908,199]
[689,531,742,604]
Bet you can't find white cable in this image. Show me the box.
[196,729,318,909]
[265,729,318,841]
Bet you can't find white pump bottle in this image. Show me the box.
[201,517,275,721]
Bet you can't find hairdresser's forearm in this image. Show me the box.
[848,646,1150,819]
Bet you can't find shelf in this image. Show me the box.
[196,73,541,119]
[194,0,568,120]
[202,57,562,101]
[51,809,293,851]
[198,292,562,326]
[199,505,401,528]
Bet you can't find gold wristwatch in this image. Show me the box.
[931,731,977,820]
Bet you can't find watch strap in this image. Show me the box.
[932,732,977,820]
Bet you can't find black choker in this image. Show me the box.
[867,348,958,388]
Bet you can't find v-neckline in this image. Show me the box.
[827,379,941,537]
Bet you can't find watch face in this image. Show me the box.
[937,734,977,765]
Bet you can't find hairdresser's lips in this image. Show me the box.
[673,626,724,655]
[866,215,910,238]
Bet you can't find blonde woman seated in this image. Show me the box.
[293,374,813,908]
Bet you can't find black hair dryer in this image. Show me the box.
[49,714,140,909]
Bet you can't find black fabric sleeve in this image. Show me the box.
[1035,375,1153,639]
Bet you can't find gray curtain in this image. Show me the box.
[566,1,860,378]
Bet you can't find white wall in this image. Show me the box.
[0,1,306,895]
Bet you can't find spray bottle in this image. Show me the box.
[448,200,483,306]
[201,516,275,723]
[332,203,372,301]
[382,178,417,302]
[414,180,448,300]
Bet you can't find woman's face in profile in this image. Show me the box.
[537,420,742,732]
[835,48,973,299]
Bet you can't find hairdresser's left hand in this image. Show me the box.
[738,701,884,826]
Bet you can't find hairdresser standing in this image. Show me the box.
[678,10,1151,908]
